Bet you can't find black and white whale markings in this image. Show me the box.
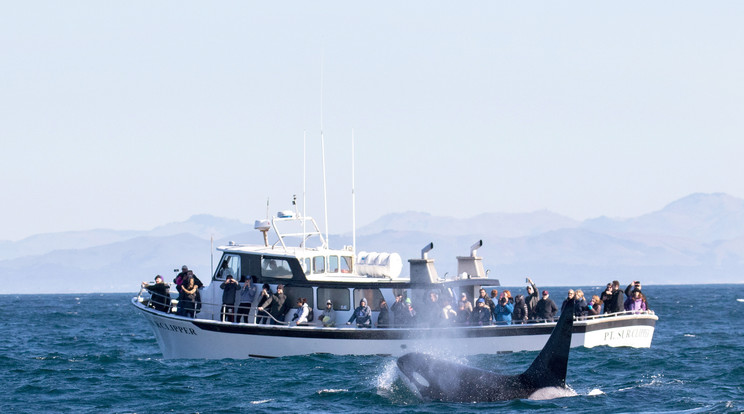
[396,299,574,402]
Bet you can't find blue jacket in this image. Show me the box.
[494,302,514,324]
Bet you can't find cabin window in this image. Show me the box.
[329,256,339,273]
[313,256,325,273]
[340,256,352,273]
[303,258,311,275]
[353,288,384,311]
[261,257,293,279]
[317,287,350,311]
[215,254,241,281]
[285,286,314,311]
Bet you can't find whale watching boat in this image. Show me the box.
[131,204,658,359]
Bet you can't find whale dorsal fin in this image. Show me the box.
[520,299,574,389]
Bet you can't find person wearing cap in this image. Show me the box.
[525,277,539,321]
[174,265,189,289]
[477,288,495,322]
[535,290,558,322]
[377,298,390,328]
[470,298,492,326]
[346,298,372,327]
[268,284,289,325]
[142,275,171,313]
[219,274,240,322]
[318,299,337,327]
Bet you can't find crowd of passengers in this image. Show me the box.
[142,269,651,327]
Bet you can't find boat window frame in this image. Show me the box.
[353,288,385,311]
[213,254,241,282]
[340,256,353,273]
[313,256,326,274]
[285,286,314,313]
[317,287,350,311]
[328,255,339,273]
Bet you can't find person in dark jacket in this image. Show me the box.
[390,294,406,327]
[346,298,372,327]
[512,294,528,324]
[599,283,613,314]
[477,289,494,323]
[142,275,170,313]
[220,275,240,322]
[269,285,289,324]
[536,290,558,322]
[606,280,625,314]
[525,277,539,321]
[256,284,273,324]
[176,276,198,317]
[470,298,492,326]
[561,289,576,313]
[377,298,390,328]
[574,289,589,318]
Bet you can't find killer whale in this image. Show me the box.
[396,299,574,402]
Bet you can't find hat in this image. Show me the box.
[154,275,162,281]
[360,298,367,303]
[542,290,549,295]
[326,299,332,305]
[277,284,284,289]
[477,298,485,303]
[226,274,233,279]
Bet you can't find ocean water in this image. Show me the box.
[2,284,743,413]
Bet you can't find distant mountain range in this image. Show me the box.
[1,193,743,294]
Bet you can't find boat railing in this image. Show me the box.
[136,287,655,327]
[136,287,290,325]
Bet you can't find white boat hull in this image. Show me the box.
[133,298,657,359]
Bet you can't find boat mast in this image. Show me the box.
[351,129,356,257]
[320,55,329,248]
[303,130,307,250]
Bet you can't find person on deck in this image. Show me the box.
[347,298,372,327]
[587,295,602,316]
[512,294,528,324]
[624,288,648,313]
[390,294,406,327]
[470,298,492,326]
[291,297,310,325]
[525,277,539,321]
[318,300,337,327]
[377,298,391,328]
[494,294,514,325]
[219,275,240,322]
[256,284,273,324]
[142,275,170,313]
[236,276,257,323]
[176,276,198,318]
[536,290,558,322]
[268,285,289,325]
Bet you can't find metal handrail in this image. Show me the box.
[136,286,290,325]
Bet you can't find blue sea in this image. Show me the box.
[2,284,743,413]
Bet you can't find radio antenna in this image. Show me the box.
[320,53,329,248]
[351,129,356,257]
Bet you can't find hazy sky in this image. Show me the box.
[2,2,744,241]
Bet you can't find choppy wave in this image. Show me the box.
[1,285,744,413]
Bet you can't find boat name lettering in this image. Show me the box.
[154,321,197,336]
[603,328,650,341]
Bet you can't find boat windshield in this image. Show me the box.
[261,257,293,279]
